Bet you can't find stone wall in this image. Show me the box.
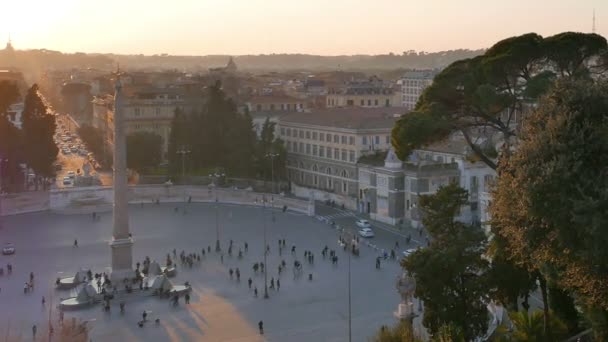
[2,185,310,216]
[290,182,358,210]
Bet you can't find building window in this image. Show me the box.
[375,136,380,145]
[287,141,291,151]
[320,133,324,141]
[299,142,304,153]
[374,99,378,106]
[385,99,390,107]
[327,177,333,189]
[341,149,347,161]
[286,104,291,110]
[342,181,348,193]
[155,108,161,116]
[312,131,318,140]
[326,133,331,142]
[367,99,371,106]
[313,175,318,186]
[286,128,291,137]
[334,148,339,159]
[270,104,275,110]
[319,147,325,157]
[313,145,318,156]
[256,104,262,111]
[349,136,354,145]
[306,131,311,139]
[281,128,285,135]
[306,144,311,154]
[347,100,354,106]
[349,150,355,162]
[341,136,346,144]
[385,135,389,144]
[362,136,367,145]
[360,99,365,106]
[333,135,339,144]
[134,108,141,116]
[299,130,304,138]
[327,146,332,157]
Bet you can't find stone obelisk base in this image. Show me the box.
[109,237,134,283]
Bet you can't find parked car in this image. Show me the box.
[2,243,15,255]
[62,177,72,185]
[355,219,371,228]
[358,227,375,238]
[67,171,76,179]
[402,248,418,257]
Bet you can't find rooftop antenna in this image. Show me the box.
[593,9,596,33]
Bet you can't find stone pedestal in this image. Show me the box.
[394,302,415,320]
[110,237,134,282]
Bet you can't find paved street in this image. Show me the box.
[0,202,421,341]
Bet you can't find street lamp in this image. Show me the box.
[209,171,225,252]
[347,227,352,342]
[176,147,191,213]
[265,153,279,195]
[262,195,269,299]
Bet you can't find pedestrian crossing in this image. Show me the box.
[316,211,357,221]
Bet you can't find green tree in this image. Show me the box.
[126,131,162,173]
[391,32,607,170]
[499,310,568,342]
[0,81,23,192]
[167,82,266,178]
[490,78,608,338]
[372,320,422,342]
[255,117,287,182]
[0,80,20,115]
[403,183,490,341]
[21,84,58,188]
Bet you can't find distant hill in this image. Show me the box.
[108,50,485,72]
[3,48,484,78]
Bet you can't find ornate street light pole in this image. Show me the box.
[176,147,190,213]
[209,171,225,252]
[262,195,269,299]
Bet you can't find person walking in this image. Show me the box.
[248,278,252,289]
[73,239,78,247]
[276,279,280,291]
[32,324,37,339]
[41,296,45,306]
[142,311,148,322]
[235,268,240,281]
[229,268,234,279]
[258,321,264,335]
[185,293,190,304]
[254,287,258,297]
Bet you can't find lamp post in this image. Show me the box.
[176,147,190,213]
[209,171,225,252]
[265,152,279,195]
[347,228,352,342]
[262,195,269,299]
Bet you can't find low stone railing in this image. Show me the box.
[1,184,311,216]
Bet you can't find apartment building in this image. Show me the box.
[326,76,397,108]
[399,69,439,110]
[278,107,401,207]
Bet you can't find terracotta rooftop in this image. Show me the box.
[279,107,404,130]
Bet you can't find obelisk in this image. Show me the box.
[109,75,134,282]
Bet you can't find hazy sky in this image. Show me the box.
[2,0,606,55]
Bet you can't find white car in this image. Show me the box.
[402,248,418,257]
[62,176,72,185]
[2,243,15,255]
[355,219,371,228]
[67,171,76,179]
[358,227,375,238]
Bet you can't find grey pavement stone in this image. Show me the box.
[0,203,408,341]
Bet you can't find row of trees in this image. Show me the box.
[0,82,57,191]
[167,81,285,180]
[383,32,608,341]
